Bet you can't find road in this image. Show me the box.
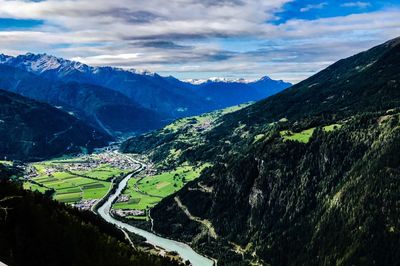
[96,160,214,266]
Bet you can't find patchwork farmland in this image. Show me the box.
[112,164,211,219]
[23,150,139,209]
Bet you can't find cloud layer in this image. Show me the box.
[0,0,399,83]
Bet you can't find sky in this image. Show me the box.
[0,0,400,83]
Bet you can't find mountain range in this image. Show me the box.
[0,64,163,136]
[189,76,291,109]
[0,53,291,137]
[121,37,400,265]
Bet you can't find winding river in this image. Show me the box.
[97,165,214,266]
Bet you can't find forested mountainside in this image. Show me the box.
[122,37,400,265]
[0,89,110,161]
[0,65,164,135]
[120,104,250,168]
[0,53,290,120]
[0,170,180,266]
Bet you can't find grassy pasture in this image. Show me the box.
[280,123,343,143]
[138,166,202,197]
[71,164,129,181]
[27,162,121,204]
[163,103,251,133]
[323,123,343,132]
[113,190,160,210]
[54,192,82,203]
[82,186,109,200]
[280,128,316,143]
[112,164,211,218]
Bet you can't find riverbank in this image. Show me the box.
[95,163,214,266]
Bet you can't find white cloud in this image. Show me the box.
[341,2,371,8]
[300,2,328,12]
[0,0,399,83]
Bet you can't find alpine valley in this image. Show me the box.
[1,29,399,266]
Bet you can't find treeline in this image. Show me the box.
[0,176,180,266]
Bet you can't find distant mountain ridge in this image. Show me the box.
[191,75,291,108]
[0,53,291,119]
[0,53,213,118]
[185,75,286,84]
[0,64,164,136]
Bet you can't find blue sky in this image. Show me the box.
[0,18,43,29]
[0,0,399,83]
[273,0,392,24]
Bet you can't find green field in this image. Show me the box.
[25,158,129,204]
[280,128,316,143]
[280,123,343,143]
[323,123,343,132]
[31,172,111,203]
[114,189,160,210]
[164,104,249,133]
[113,164,210,217]
[70,164,129,181]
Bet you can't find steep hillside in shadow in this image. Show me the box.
[0,89,110,161]
[0,179,181,266]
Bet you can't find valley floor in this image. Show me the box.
[19,143,215,264]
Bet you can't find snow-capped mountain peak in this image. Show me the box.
[184,77,254,85]
[183,76,278,85]
[1,53,96,75]
[1,52,161,78]
[0,54,12,64]
[22,53,62,73]
[127,68,155,76]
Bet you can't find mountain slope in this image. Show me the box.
[122,37,400,265]
[0,89,110,161]
[0,65,164,135]
[226,36,400,127]
[152,112,400,265]
[0,180,180,266]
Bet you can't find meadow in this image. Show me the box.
[280,123,343,143]
[24,157,130,204]
[112,164,210,219]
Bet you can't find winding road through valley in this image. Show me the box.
[96,161,214,266]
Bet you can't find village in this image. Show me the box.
[24,147,142,179]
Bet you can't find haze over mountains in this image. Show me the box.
[189,76,291,109]
[0,53,291,139]
[0,64,163,136]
